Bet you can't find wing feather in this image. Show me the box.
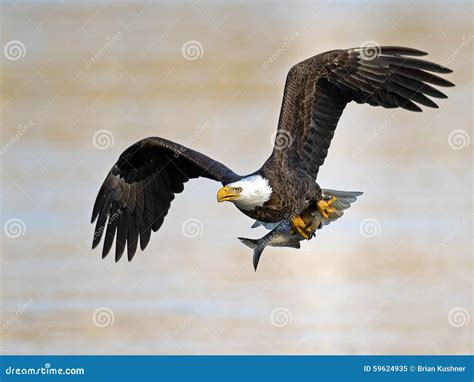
[116,209,128,262]
[102,203,120,258]
[91,137,238,261]
[127,214,139,261]
[266,46,454,179]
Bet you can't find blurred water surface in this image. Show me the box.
[0,1,472,354]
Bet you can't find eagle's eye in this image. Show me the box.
[235,187,242,193]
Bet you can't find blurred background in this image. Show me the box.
[0,1,472,354]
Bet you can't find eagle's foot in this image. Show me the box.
[290,215,313,239]
[317,196,337,219]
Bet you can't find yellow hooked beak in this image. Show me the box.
[217,186,240,203]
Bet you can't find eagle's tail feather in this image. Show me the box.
[319,188,363,226]
[322,189,363,204]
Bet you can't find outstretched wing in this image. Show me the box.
[266,46,454,179]
[91,137,238,261]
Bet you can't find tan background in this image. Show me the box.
[1,1,472,354]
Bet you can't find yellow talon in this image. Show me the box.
[317,196,337,219]
[291,215,313,239]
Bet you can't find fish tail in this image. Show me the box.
[238,237,266,271]
[253,246,265,272]
[237,237,258,249]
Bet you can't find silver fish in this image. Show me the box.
[238,189,363,270]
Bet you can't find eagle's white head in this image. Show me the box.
[217,175,272,211]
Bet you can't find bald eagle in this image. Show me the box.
[91,46,453,261]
